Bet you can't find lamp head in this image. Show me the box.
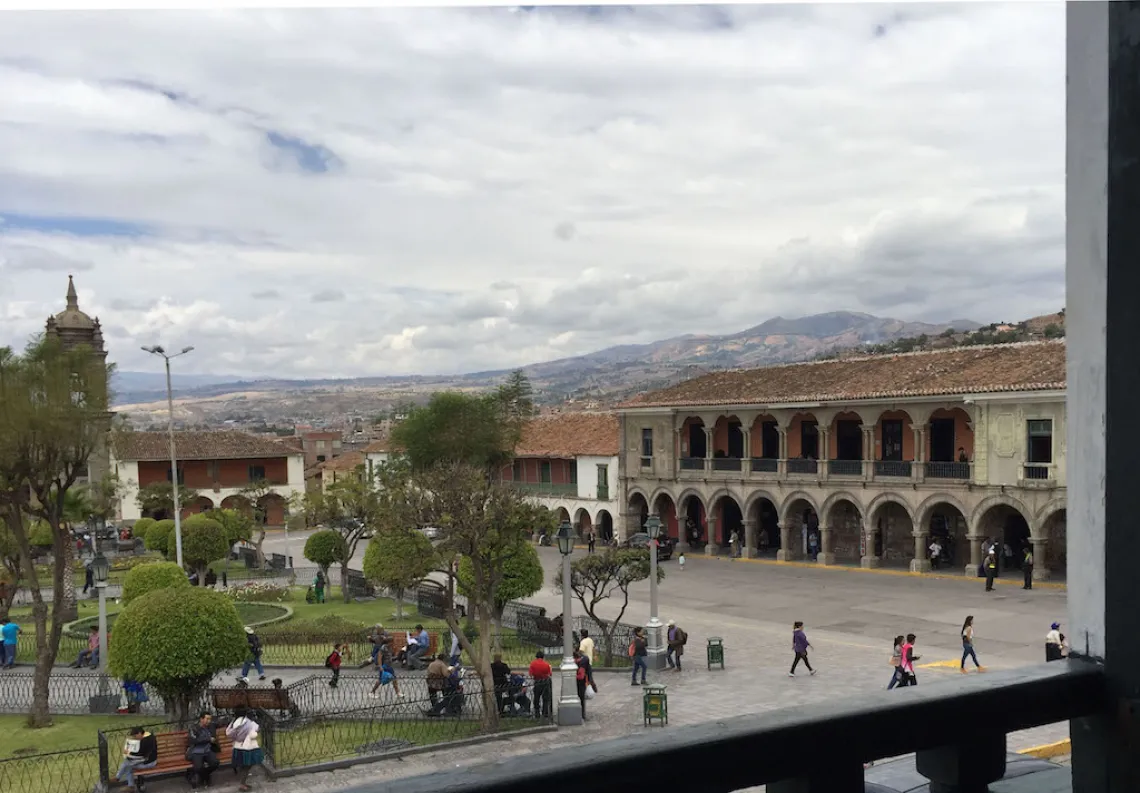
[644,514,662,540]
[91,551,110,584]
[556,520,573,555]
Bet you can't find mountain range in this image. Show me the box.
[111,311,984,421]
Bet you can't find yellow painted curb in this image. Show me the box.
[917,659,962,669]
[687,553,1068,590]
[1018,739,1071,759]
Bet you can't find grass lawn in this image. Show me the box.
[0,714,143,759]
[282,588,436,627]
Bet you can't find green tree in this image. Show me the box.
[135,481,199,520]
[0,336,112,726]
[1043,323,1065,339]
[304,477,380,603]
[457,536,544,636]
[555,548,665,666]
[181,514,228,582]
[494,369,537,450]
[0,516,24,618]
[145,520,176,557]
[130,517,156,541]
[121,561,190,605]
[303,529,348,580]
[363,529,437,620]
[203,508,253,547]
[240,479,276,567]
[109,587,247,722]
[28,520,54,549]
[389,391,512,471]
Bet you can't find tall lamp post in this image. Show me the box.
[644,514,666,670]
[90,533,112,703]
[141,345,194,569]
[555,520,582,726]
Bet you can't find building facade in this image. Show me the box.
[317,450,366,492]
[112,430,305,526]
[499,412,621,542]
[616,342,1067,578]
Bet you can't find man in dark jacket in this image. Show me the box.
[186,712,220,789]
[239,627,265,682]
[490,653,511,715]
[630,628,648,686]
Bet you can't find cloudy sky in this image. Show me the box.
[0,3,1065,379]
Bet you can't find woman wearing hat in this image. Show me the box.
[1046,622,1065,661]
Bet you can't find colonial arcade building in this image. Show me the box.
[615,341,1068,579]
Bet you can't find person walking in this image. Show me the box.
[630,627,649,686]
[960,616,985,673]
[984,551,997,591]
[789,621,816,676]
[572,649,589,720]
[226,706,273,791]
[587,531,596,554]
[665,619,687,671]
[1,617,20,668]
[528,650,553,719]
[678,552,686,571]
[83,561,94,595]
[1022,546,1034,590]
[729,529,740,559]
[887,635,905,689]
[239,627,265,682]
[313,571,326,604]
[186,712,220,790]
[491,653,511,715]
[1046,622,1065,661]
[898,634,920,686]
[114,725,157,790]
[325,643,344,688]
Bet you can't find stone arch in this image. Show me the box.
[679,415,708,461]
[709,491,744,548]
[779,491,821,527]
[822,492,864,563]
[627,486,651,507]
[555,506,572,527]
[914,493,971,534]
[573,507,593,538]
[866,495,915,567]
[594,509,614,543]
[1034,498,1068,538]
[745,489,780,555]
[677,489,707,547]
[830,410,867,462]
[913,494,970,571]
[973,494,1033,576]
[866,492,916,523]
[651,491,680,540]
[184,495,215,517]
[627,491,650,536]
[255,492,287,527]
[1037,504,1067,575]
[821,491,866,525]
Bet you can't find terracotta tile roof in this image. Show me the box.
[363,437,400,454]
[319,450,366,472]
[515,412,620,458]
[113,430,303,461]
[618,341,1066,409]
[274,437,304,454]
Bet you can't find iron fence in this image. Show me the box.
[249,631,560,669]
[574,616,636,667]
[13,633,88,666]
[0,672,203,717]
[0,747,101,793]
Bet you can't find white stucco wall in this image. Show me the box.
[976,396,1067,487]
[575,455,618,500]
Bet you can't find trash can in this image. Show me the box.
[707,637,725,670]
[642,684,668,727]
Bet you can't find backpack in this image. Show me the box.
[677,629,688,646]
[628,641,636,658]
[324,652,336,669]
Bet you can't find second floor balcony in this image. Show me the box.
[673,455,973,485]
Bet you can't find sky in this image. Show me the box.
[0,4,1065,379]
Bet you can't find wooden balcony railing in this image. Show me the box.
[343,662,1104,793]
[510,482,578,497]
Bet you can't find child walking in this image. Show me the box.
[326,643,345,688]
[678,552,686,571]
[789,621,816,676]
[960,616,986,673]
[887,635,905,689]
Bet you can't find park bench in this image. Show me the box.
[211,686,301,718]
[361,631,442,668]
[130,730,234,789]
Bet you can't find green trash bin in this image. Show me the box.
[707,636,725,670]
[643,684,668,727]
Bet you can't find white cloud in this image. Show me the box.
[0,4,1065,377]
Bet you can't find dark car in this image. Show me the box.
[623,533,676,561]
[861,752,1068,792]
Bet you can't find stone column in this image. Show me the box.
[861,525,881,568]
[743,518,758,559]
[861,424,875,479]
[818,525,836,565]
[777,428,788,478]
[777,523,793,562]
[1031,537,1050,581]
[741,429,752,474]
[912,424,927,482]
[704,427,715,474]
[910,531,931,573]
[965,533,983,577]
[674,428,684,474]
[705,514,718,556]
[818,427,830,480]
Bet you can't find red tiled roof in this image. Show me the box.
[515,412,620,458]
[363,437,400,454]
[618,341,1066,409]
[319,450,366,472]
[113,430,303,461]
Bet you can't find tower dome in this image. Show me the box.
[51,274,97,330]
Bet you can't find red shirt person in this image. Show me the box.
[528,651,553,719]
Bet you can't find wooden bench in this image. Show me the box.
[132,730,234,788]
[387,631,440,657]
[211,686,300,718]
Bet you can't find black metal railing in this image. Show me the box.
[711,458,742,472]
[678,457,705,471]
[749,457,778,473]
[925,461,971,480]
[0,746,101,793]
[786,458,817,475]
[336,662,1104,793]
[0,672,193,717]
[573,615,637,668]
[874,460,913,478]
[828,459,863,477]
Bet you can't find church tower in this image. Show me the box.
[44,275,113,487]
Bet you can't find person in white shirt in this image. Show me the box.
[226,706,273,791]
[928,540,943,569]
[578,629,595,664]
[1045,622,1065,662]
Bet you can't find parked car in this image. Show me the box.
[860,752,1066,792]
[623,532,676,561]
[418,526,442,541]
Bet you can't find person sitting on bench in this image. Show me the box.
[72,626,101,668]
[115,725,157,790]
[404,625,430,670]
[186,711,221,790]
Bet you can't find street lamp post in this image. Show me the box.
[90,535,110,696]
[555,520,582,726]
[142,345,194,569]
[644,514,666,670]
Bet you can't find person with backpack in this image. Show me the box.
[630,627,648,686]
[239,627,265,683]
[886,635,905,689]
[960,615,985,674]
[898,633,921,687]
[666,620,687,671]
[325,643,345,687]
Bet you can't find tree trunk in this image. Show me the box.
[254,528,267,568]
[57,536,78,623]
[341,561,352,603]
[394,588,404,620]
[475,605,497,729]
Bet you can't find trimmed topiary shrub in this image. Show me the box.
[145,520,175,557]
[121,560,190,605]
[181,514,228,582]
[130,517,156,540]
[303,529,347,577]
[109,587,247,722]
[29,521,54,549]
